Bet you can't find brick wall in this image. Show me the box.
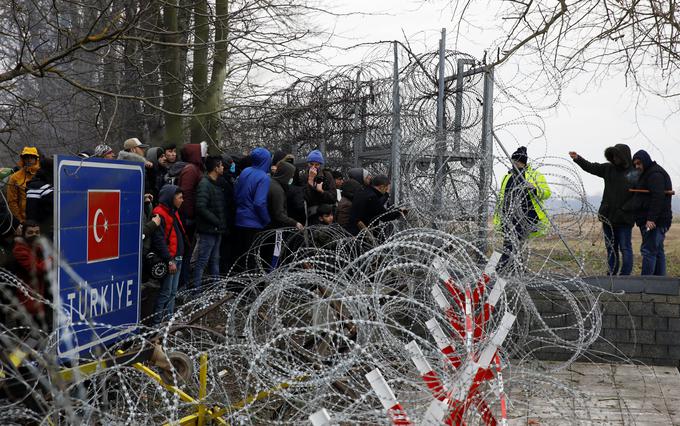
[529,277,680,367]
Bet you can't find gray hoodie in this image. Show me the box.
[117,150,147,163]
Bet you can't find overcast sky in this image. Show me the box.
[316,0,680,196]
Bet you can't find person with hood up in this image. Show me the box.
[493,146,551,273]
[569,145,636,275]
[178,143,205,228]
[270,150,294,174]
[337,179,361,230]
[146,146,168,197]
[25,157,54,237]
[348,167,372,188]
[8,147,41,223]
[300,149,337,223]
[150,185,188,325]
[630,150,673,276]
[233,147,271,266]
[193,156,227,287]
[268,161,304,230]
[337,168,370,230]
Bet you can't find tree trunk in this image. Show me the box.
[142,2,163,144]
[161,0,184,147]
[189,0,210,144]
[191,0,229,151]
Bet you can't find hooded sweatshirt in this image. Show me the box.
[146,147,167,196]
[178,144,205,220]
[234,147,271,229]
[630,150,673,228]
[8,148,41,222]
[117,150,147,163]
[573,143,636,226]
[348,168,369,187]
[268,161,298,228]
[151,185,186,260]
[336,178,363,228]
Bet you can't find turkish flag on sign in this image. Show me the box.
[87,190,121,263]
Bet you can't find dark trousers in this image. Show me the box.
[178,221,196,289]
[219,229,236,274]
[233,226,261,272]
[498,220,528,273]
[640,225,667,276]
[603,224,633,276]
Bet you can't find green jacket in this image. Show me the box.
[494,165,551,238]
[195,175,227,234]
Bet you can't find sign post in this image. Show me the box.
[54,156,144,360]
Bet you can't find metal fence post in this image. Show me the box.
[353,70,362,168]
[433,28,447,211]
[390,41,402,205]
[477,67,494,255]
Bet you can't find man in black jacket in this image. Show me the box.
[631,150,673,276]
[348,174,403,235]
[25,157,54,238]
[193,156,227,287]
[569,144,636,275]
[299,149,336,224]
[268,161,304,230]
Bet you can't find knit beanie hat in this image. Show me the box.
[511,146,528,164]
[306,149,325,165]
[94,144,114,157]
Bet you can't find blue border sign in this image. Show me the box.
[55,156,144,359]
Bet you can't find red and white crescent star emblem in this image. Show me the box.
[87,190,121,263]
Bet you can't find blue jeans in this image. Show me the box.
[192,233,221,288]
[640,226,667,276]
[153,256,182,325]
[603,224,633,275]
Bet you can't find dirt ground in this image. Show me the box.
[525,215,680,277]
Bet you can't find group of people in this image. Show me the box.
[1,140,403,326]
[569,145,673,276]
[493,144,673,277]
[1,140,673,328]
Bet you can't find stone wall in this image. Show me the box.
[529,276,680,367]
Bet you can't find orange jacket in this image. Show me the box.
[7,150,40,222]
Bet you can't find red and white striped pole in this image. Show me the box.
[366,369,412,426]
[405,340,447,400]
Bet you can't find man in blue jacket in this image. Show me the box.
[233,147,271,269]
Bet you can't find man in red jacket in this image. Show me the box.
[178,144,205,227]
[12,220,50,328]
[151,185,187,325]
[177,143,205,287]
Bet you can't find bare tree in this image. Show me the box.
[470,0,680,97]
[0,0,331,157]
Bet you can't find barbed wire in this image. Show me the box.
[0,215,639,424]
[0,45,638,425]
